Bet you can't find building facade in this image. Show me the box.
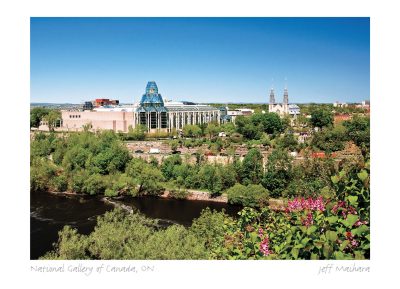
[59,81,220,133]
[268,87,300,117]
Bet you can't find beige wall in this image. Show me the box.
[61,111,134,132]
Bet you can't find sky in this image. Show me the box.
[30,17,370,104]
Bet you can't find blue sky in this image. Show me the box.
[31,17,370,104]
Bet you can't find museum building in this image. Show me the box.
[59,81,220,133]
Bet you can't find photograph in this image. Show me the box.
[30,17,370,261]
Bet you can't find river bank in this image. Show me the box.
[47,188,229,203]
[31,191,241,259]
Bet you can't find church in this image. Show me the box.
[268,87,300,117]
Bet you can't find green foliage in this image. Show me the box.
[50,173,68,192]
[205,123,220,138]
[287,157,336,198]
[182,124,202,138]
[125,125,147,140]
[30,107,51,128]
[198,165,223,194]
[191,208,233,251]
[168,188,190,200]
[40,226,90,260]
[276,133,298,151]
[310,108,333,128]
[262,148,293,197]
[43,209,208,260]
[226,183,269,207]
[43,110,62,131]
[312,126,347,152]
[220,122,236,136]
[161,154,182,180]
[252,113,284,135]
[241,148,264,185]
[343,116,370,157]
[30,158,58,192]
[126,158,165,196]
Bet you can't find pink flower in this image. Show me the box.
[287,196,325,212]
[302,212,314,227]
[260,236,270,256]
[258,227,271,256]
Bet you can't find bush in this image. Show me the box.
[50,174,68,192]
[226,183,269,207]
[42,209,208,260]
[168,189,189,200]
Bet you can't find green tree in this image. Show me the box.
[205,123,219,139]
[42,209,208,260]
[276,133,298,151]
[220,122,236,136]
[310,108,333,128]
[241,148,264,185]
[126,125,147,140]
[198,164,223,194]
[126,161,164,196]
[311,126,347,153]
[30,107,50,128]
[160,154,182,180]
[343,116,370,157]
[226,183,269,207]
[43,110,62,131]
[262,148,293,198]
[182,124,202,138]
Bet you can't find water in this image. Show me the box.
[30,192,241,260]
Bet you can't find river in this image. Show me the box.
[30,191,241,260]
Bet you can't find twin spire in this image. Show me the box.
[269,87,288,105]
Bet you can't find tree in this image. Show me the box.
[182,124,202,138]
[205,123,219,139]
[160,154,182,180]
[43,110,61,131]
[311,126,347,153]
[310,108,333,128]
[198,164,223,194]
[343,116,370,157]
[191,208,232,250]
[30,107,50,128]
[126,125,147,140]
[42,209,208,260]
[226,183,269,207]
[241,148,264,185]
[276,133,298,151]
[251,113,284,135]
[220,122,236,136]
[127,162,164,195]
[262,148,293,198]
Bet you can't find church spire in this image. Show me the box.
[283,87,288,105]
[269,88,275,104]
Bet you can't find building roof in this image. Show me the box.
[140,81,165,106]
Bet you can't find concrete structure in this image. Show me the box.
[269,87,300,117]
[219,107,254,123]
[59,81,220,133]
[61,110,134,132]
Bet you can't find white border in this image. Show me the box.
[1,0,398,287]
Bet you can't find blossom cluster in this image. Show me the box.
[287,196,325,212]
[345,231,359,248]
[258,227,271,256]
[331,201,357,218]
[301,212,314,227]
